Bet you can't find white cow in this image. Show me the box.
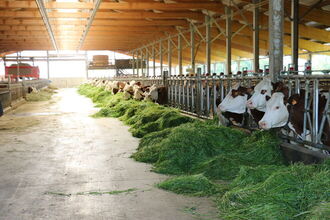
[217,83,248,126]
[246,77,273,112]
[144,84,158,102]
[258,92,289,129]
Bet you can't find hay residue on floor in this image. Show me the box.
[26,86,57,102]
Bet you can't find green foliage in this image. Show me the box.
[157,174,219,196]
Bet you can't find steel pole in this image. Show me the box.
[178,34,182,76]
[168,39,172,76]
[160,41,163,76]
[206,15,212,74]
[152,45,156,77]
[291,0,299,71]
[140,49,144,77]
[146,48,149,77]
[253,0,260,73]
[190,23,195,73]
[269,0,284,82]
[226,7,232,75]
[132,51,135,76]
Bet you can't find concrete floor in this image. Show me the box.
[0,89,219,220]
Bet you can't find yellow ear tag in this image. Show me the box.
[292,100,297,105]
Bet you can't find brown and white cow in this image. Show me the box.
[259,87,330,149]
[216,83,249,126]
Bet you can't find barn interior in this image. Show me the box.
[0,0,330,219]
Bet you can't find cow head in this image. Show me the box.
[258,92,289,130]
[246,77,273,112]
[218,83,248,114]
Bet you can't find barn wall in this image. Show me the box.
[49,78,87,88]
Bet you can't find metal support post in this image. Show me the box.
[226,7,232,75]
[146,48,149,77]
[206,15,212,74]
[140,49,144,77]
[84,51,88,79]
[152,45,156,77]
[253,0,260,72]
[291,0,299,71]
[136,50,140,77]
[160,41,163,76]
[16,52,20,81]
[269,0,284,82]
[132,51,135,76]
[190,23,195,73]
[178,34,182,76]
[168,39,172,76]
[237,58,241,72]
[312,79,319,144]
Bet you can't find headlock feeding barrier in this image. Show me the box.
[0,79,50,110]
[94,69,330,158]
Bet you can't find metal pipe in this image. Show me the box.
[206,15,211,74]
[160,41,163,76]
[226,7,232,75]
[253,0,260,72]
[132,51,135,76]
[168,39,172,76]
[140,49,144,77]
[77,0,103,50]
[146,48,149,77]
[152,46,156,77]
[312,79,319,143]
[190,23,195,73]
[178,34,182,76]
[35,0,58,51]
[269,0,284,82]
[291,0,299,71]
[47,51,50,79]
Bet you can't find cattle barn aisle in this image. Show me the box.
[0,88,218,219]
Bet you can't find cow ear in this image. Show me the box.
[265,95,271,101]
[291,99,298,105]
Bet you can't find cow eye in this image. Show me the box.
[275,106,280,110]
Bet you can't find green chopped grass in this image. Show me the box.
[79,83,330,220]
[218,162,330,220]
[157,174,219,196]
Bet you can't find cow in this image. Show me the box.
[144,84,158,102]
[246,77,273,123]
[27,86,39,94]
[259,87,330,151]
[156,86,168,105]
[216,83,249,126]
[246,78,288,125]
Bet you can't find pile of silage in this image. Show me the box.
[133,124,284,180]
[128,107,194,138]
[80,85,194,138]
[157,174,219,196]
[217,162,330,220]
[78,84,105,101]
[26,87,56,102]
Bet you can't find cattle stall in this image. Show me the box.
[103,72,330,159]
[0,79,50,110]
